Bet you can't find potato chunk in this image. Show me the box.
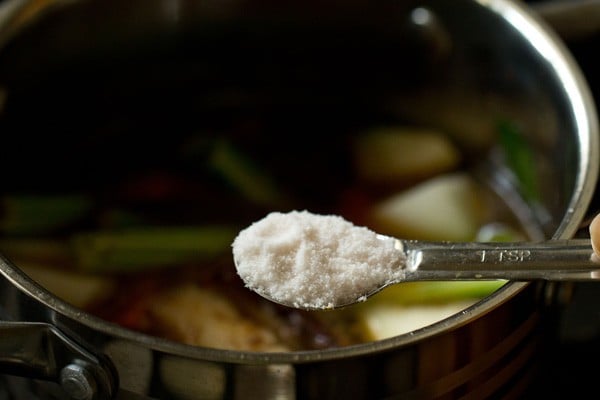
[357,299,479,340]
[369,172,483,241]
[353,127,461,186]
[19,263,114,308]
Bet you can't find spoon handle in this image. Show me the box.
[398,238,600,281]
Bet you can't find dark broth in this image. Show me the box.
[0,16,537,351]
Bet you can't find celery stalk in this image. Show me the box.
[362,281,507,306]
[497,120,539,202]
[0,195,92,235]
[71,226,237,273]
[209,139,287,208]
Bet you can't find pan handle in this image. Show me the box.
[0,321,117,400]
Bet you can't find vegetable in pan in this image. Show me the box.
[0,124,530,351]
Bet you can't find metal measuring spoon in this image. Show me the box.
[232,210,600,311]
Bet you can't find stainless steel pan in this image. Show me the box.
[0,0,597,399]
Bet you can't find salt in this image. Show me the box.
[231,210,406,309]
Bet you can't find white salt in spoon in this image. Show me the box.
[231,210,600,310]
